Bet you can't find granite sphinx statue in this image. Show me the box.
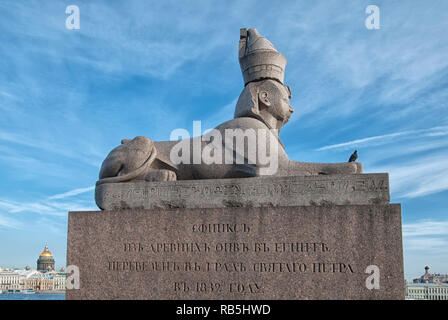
[96,28,362,187]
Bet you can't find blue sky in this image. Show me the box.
[0,0,447,281]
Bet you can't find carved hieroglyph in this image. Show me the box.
[96,174,389,210]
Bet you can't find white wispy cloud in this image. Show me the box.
[0,199,68,217]
[313,124,448,199]
[279,0,448,128]
[405,238,448,252]
[316,126,448,151]
[0,130,102,168]
[369,155,448,199]
[403,220,448,237]
[48,186,94,200]
[402,219,448,279]
[0,90,16,100]
[0,186,97,221]
[0,214,22,229]
[34,217,67,236]
[0,1,232,80]
[403,220,448,254]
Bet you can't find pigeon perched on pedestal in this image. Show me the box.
[348,150,358,162]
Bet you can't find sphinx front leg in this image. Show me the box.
[144,169,177,182]
[315,162,363,175]
[284,160,363,176]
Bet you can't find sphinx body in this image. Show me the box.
[97,28,361,186]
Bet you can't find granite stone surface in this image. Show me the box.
[66,204,404,300]
[95,174,390,210]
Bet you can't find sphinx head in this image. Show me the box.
[236,28,292,130]
[234,79,294,130]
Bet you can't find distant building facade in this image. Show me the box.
[406,283,448,300]
[413,266,448,284]
[406,266,448,300]
[0,271,22,290]
[0,245,66,293]
[26,272,54,291]
[52,272,67,291]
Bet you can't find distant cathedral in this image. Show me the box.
[36,245,55,271]
[413,266,448,284]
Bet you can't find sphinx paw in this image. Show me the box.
[145,169,177,182]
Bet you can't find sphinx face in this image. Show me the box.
[234,79,294,130]
[269,82,294,125]
[281,84,294,123]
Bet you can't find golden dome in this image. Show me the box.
[39,245,53,258]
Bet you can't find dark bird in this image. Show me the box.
[348,150,358,162]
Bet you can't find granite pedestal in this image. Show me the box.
[67,174,404,300]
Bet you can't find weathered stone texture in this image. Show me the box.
[95,174,390,210]
[67,204,404,300]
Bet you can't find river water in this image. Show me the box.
[0,293,65,300]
